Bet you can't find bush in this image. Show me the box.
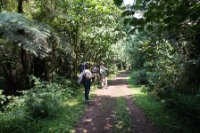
[131,70,148,85]
[23,77,62,118]
[0,90,6,109]
[107,63,118,74]
[166,93,200,124]
[0,90,13,111]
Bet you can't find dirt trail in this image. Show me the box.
[72,71,157,133]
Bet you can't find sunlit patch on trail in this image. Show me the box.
[73,71,156,133]
[95,76,133,97]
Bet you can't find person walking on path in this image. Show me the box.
[82,63,93,101]
[80,62,86,73]
[100,62,108,89]
[91,63,99,82]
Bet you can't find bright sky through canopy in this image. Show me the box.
[124,0,134,5]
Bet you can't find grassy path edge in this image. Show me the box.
[128,75,191,133]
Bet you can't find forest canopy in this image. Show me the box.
[0,0,124,95]
[0,0,200,132]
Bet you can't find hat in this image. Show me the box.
[100,61,104,65]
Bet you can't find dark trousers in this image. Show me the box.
[84,80,91,100]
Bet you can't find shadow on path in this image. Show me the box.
[72,95,116,133]
[72,71,157,133]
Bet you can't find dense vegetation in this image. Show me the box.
[119,0,200,130]
[0,0,200,132]
[0,0,124,94]
[0,0,123,132]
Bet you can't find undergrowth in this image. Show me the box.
[114,97,133,133]
[128,77,200,133]
[0,77,87,133]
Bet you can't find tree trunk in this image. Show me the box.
[18,0,32,90]
[17,0,23,13]
[2,64,16,95]
[73,23,79,78]
[33,57,48,80]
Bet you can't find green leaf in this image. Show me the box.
[114,0,123,6]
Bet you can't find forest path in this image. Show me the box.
[72,71,157,133]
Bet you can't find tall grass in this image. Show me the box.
[114,97,133,133]
[0,77,87,133]
[128,77,194,133]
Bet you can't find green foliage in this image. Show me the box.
[108,63,118,74]
[0,90,6,106]
[0,88,86,132]
[110,38,129,70]
[3,96,24,112]
[0,107,29,132]
[113,0,123,6]
[0,76,86,132]
[167,93,200,124]
[0,12,52,58]
[23,76,62,118]
[0,90,14,111]
[114,97,133,132]
[128,84,195,133]
[130,70,148,85]
[125,0,200,92]
[50,76,79,97]
[123,0,200,123]
[28,0,123,77]
[0,0,123,96]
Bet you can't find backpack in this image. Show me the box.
[100,68,107,76]
[92,65,99,73]
[78,72,85,84]
[80,63,85,73]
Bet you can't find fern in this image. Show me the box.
[0,12,52,58]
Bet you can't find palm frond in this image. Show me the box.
[0,12,52,58]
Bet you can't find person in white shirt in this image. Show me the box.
[100,62,108,89]
[82,63,92,101]
[91,64,99,82]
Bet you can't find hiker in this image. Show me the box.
[80,62,86,73]
[91,64,99,82]
[78,62,86,84]
[100,62,108,89]
[82,63,93,101]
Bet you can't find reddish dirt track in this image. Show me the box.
[72,71,157,133]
